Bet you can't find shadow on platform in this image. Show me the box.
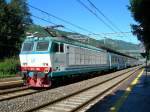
[86,68,150,112]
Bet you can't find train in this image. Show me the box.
[19,33,139,87]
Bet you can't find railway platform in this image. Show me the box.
[87,67,150,112]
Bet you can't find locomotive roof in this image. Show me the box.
[54,36,137,59]
[24,35,137,59]
[25,35,107,53]
[52,36,107,52]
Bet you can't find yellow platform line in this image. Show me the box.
[109,68,144,112]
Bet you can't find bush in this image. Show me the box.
[0,57,20,78]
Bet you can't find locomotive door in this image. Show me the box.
[51,42,66,71]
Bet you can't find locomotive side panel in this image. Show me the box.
[50,41,110,77]
[50,42,67,71]
[67,44,109,66]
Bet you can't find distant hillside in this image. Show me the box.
[26,24,140,51]
[98,39,140,50]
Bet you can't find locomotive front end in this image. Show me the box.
[19,36,52,87]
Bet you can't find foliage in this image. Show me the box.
[99,39,140,50]
[0,0,32,58]
[129,0,150,50]
[0,57,20,78]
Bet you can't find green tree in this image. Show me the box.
[0,0,32,58]
[0,0,8,58]
[129,0,150,50]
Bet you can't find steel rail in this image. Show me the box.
[25,66,141,112]
[0,87,46,102]
[72,69,142,112]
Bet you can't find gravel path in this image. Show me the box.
[0,67,138,112]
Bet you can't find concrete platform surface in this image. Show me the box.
[87,68,150,112]
[118,70,150,112]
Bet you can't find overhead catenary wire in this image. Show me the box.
[28,16,101,46]
[86,0,129,38]
[28,3,132,41]
[86,0,123,33]
[29,2,132,41]
[31,16,106,46]
[101,32,132,34]
[76,0,117,33]
[27,3,101,36]
[0,14,90,48]
[76,0,132,40]
[31,14,76,33]
[91,32,132,37]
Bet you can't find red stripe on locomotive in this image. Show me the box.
[21,67,52,72]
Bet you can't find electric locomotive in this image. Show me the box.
[19,33,138,87]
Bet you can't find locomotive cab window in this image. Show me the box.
[22,42,34,52]
[60,43,64,52]
[36,41,49,51]
[52,42,64,53]
[53,42,59,52]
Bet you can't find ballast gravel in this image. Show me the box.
[0,67,138,112]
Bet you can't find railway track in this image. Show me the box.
[23,67,142,112]
[0,77,23,89]
[0,86,29,95]
[0,86,45,101]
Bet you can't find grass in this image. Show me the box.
[0,57,21,78]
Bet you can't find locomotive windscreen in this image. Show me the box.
[36,42,49,51]
[22,42,34,51]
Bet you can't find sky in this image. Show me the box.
[28,0,140,44]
